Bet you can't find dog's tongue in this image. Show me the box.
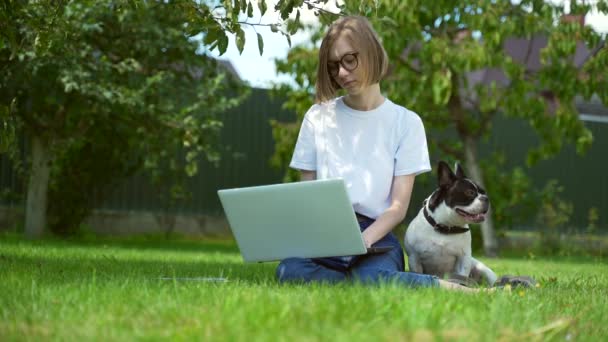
[457,209,486,223]
[470,213,485,223]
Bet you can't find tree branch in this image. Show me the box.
[423,24,461,40]
[205,0,341,29]
[301,0,342,17]
[233,21,280,28]
[448,71,469,137]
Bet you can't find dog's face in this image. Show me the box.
[428,161,490,224]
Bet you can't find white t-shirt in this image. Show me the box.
[290,96,431,219]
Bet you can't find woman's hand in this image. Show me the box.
[362,230,373,248]
[361,174,416,246]
[300,170,316,181]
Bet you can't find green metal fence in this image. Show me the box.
[90,88,295,215]
[484,116,607,231]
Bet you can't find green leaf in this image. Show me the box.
[257,33,264,56]
[288,9,300,35]
[223,0,232,13]
[203,27,219,45]
[218,31,229,55]
[185,161,198,177]
[236,28,245,55]
[232,0,240,18]
[247,1,254,18]
[258,0,267,16]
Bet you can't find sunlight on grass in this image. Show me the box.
[1,235,606,341]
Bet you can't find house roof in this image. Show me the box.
[401,34,606,120]
[461,36,604,112]
[574,95,608,120]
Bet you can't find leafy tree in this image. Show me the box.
[0,0,319,238]
[0,1,237,237]
[271,0,608,256]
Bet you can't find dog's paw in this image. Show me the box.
[494,275,537,289]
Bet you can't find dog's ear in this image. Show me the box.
[437,161,456,188]
[454,162,466,179]
[428,189,443,211]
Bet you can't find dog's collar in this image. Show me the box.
[423,200,470,235]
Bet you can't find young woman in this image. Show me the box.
[276,15,473,291]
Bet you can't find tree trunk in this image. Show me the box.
[463,135,499,257]
[24,135,52,239]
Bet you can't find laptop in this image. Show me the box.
[217,179,392,262]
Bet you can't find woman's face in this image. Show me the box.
[328,35,365,95]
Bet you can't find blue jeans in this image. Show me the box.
[275,216,439,288]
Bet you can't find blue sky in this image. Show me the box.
[207,3,323,89]
[209,24,311,88]
[209,1,608,89]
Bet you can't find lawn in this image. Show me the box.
[1,234,606,341]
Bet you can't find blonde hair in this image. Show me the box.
[315,16,389,103]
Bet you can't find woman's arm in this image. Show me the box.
[300,170,317,181]
[361,174,415,247]
[299,170,415,249]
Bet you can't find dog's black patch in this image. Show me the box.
[428,161,489,212]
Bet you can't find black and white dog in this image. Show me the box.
[404,161,498,286]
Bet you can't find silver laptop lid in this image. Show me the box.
[218,179,367,262]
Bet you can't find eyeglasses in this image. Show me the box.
[327,52,359,77]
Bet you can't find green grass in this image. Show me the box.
[1,234,607,341]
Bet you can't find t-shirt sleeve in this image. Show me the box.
[394,114,431,176]
[289,114,317,171]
